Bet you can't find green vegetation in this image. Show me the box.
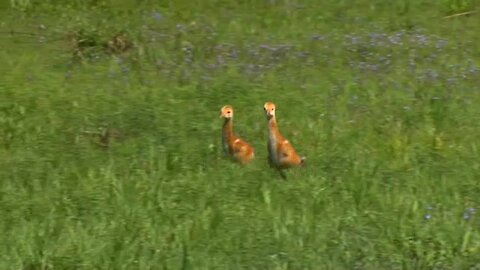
[1,0,479,268]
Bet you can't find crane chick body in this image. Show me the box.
[264,102,305,170]
[220,105,255,164]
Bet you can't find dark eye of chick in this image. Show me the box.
[227,111,231,113]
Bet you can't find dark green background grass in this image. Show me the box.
[1,0,479,268]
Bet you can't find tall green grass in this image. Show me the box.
[1,1,479,269]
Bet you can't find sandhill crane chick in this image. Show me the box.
[264,102,305,178]
[220,105,255,164]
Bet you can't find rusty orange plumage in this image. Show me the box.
[220,105,255,164]
[264,102,305,178]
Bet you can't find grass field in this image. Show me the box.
[1,0,479,269]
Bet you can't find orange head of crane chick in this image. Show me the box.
[263,102,306,179]
[220,105,255,164]
[263,102,276,119]
[220,105,234,119]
